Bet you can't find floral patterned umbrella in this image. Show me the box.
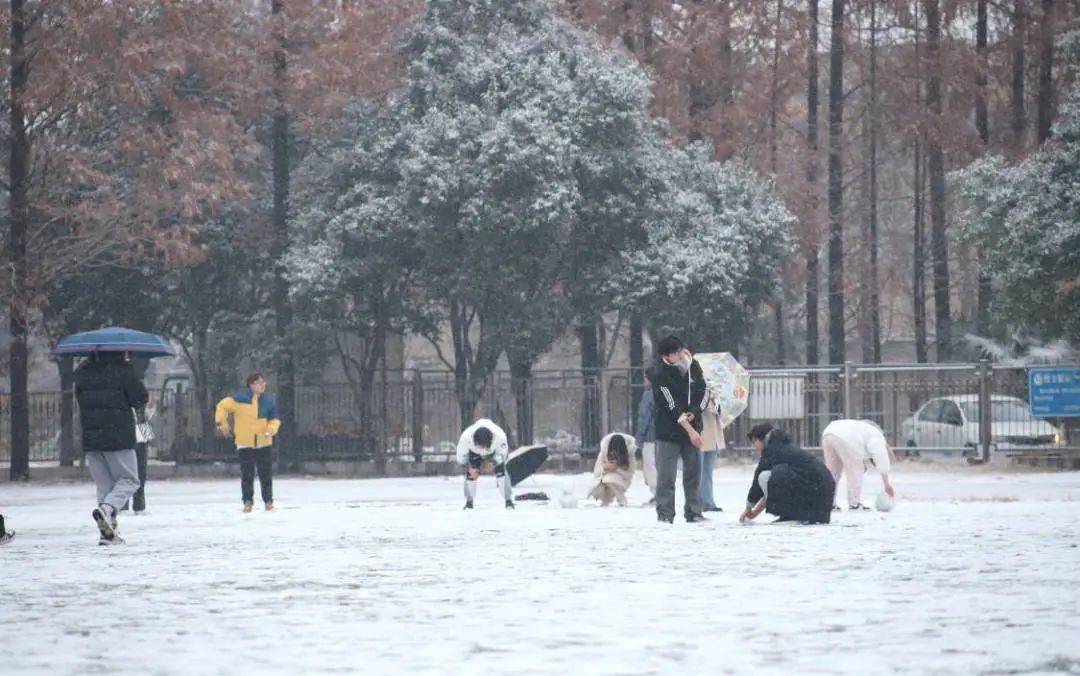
[695,352,750,428]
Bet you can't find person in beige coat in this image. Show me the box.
[588,433,637,506]
[698,392,724,512]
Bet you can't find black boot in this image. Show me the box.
[505,500,515,510]
[464,500,474,510]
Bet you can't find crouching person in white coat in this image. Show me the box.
[821,419,895,510]
[457,419,513,510]
[587,433,636,506]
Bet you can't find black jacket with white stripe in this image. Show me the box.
[651,358,708,445]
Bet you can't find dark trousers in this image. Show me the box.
[655,439,703,522]
[239,447,274,504]
[132,443,148,512]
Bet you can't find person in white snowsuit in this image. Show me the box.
[821,419,896,510]
[457,419,513,509]
[587,433,637,506]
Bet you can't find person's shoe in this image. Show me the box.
[264,502,275,512]
[92,505,117,541]
[658,515,674,524]
[98,533,125,546]
[773,516,795,523]
[505,500,515,510]
[0,531,14,545]
[686,514,709,523]
[832,505,842,512]
[703,506,724,513]
[463,500,474,510]
[242,503,254,513]
[849,503,872,511]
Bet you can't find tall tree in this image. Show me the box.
[925,0,952,361]
[770,0,786,365]
[1011,0,1028,156]
[3,2,251,478]
[269,0,295,443]
[805,0,821,366]
[861,0,881,363]
[912,2,928,363]
[826,0,846,364]
[7,0,31,479]
[975,0,993,336]
[1036,0,1055,144]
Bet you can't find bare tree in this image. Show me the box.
[806,0,821,367]
[827,0,846,365]
[925,0,952,361]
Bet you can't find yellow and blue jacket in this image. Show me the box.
[214,390,281,449]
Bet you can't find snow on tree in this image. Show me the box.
[613,142,794,351]
[955,31,1080,348]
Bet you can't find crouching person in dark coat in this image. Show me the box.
[75,351,149,544]
[739,423,834,525]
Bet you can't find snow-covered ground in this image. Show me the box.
[2,466,1079,675]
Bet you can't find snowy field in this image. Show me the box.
[2,466,1080,675]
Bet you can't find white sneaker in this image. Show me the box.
[92,505,118,541]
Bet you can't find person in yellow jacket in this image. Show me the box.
[215,373,281,512]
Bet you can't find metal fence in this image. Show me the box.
[3,362,1078,468]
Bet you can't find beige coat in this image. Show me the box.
[699,395,724,452]
[588,433,637,504]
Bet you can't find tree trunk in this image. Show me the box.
[866,0,881,363]
[1036,0,1054,144]
[7,0,31,480]
[1011,1,1027,156]
[578,321,602,449]
[913,142,928,363]
[925,0,952,362]
[629,312,644,433]
[508,354,534,446]
[770,0,785,366]
[975,0,993,336]
[975,0,990,146]
[826,0,846,365]
[194,330,216,446]
[270,0,295,442]
[805,0,820,367]
[59,357,76,467]
[773,300,786,365]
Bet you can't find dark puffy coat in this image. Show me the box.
[747,429,835,524]
[651,359,709,444]
[75,355,149,453]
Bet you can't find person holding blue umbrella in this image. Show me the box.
[56,328,170,544]
[75,351,150,544]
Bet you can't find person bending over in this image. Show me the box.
[821,419,895,511]
[457,419,512,510]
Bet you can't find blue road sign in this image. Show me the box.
[1029,367,1080,418]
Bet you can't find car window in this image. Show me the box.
[941,401,964,425]
[918,400,943,422]
[957,400,1034,423]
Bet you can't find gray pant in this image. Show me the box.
[655,439,703,521]
[86,450,140,514]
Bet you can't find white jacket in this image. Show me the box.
[456,419,509,465]
[590,433,637,492]
[822,419,891,474]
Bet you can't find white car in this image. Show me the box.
[901,395,1064,459]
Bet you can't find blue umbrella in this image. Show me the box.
[54,327,175,359]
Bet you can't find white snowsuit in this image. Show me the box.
[457,419,512,503]
[587,433,637,506]
[821,419,892,507]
